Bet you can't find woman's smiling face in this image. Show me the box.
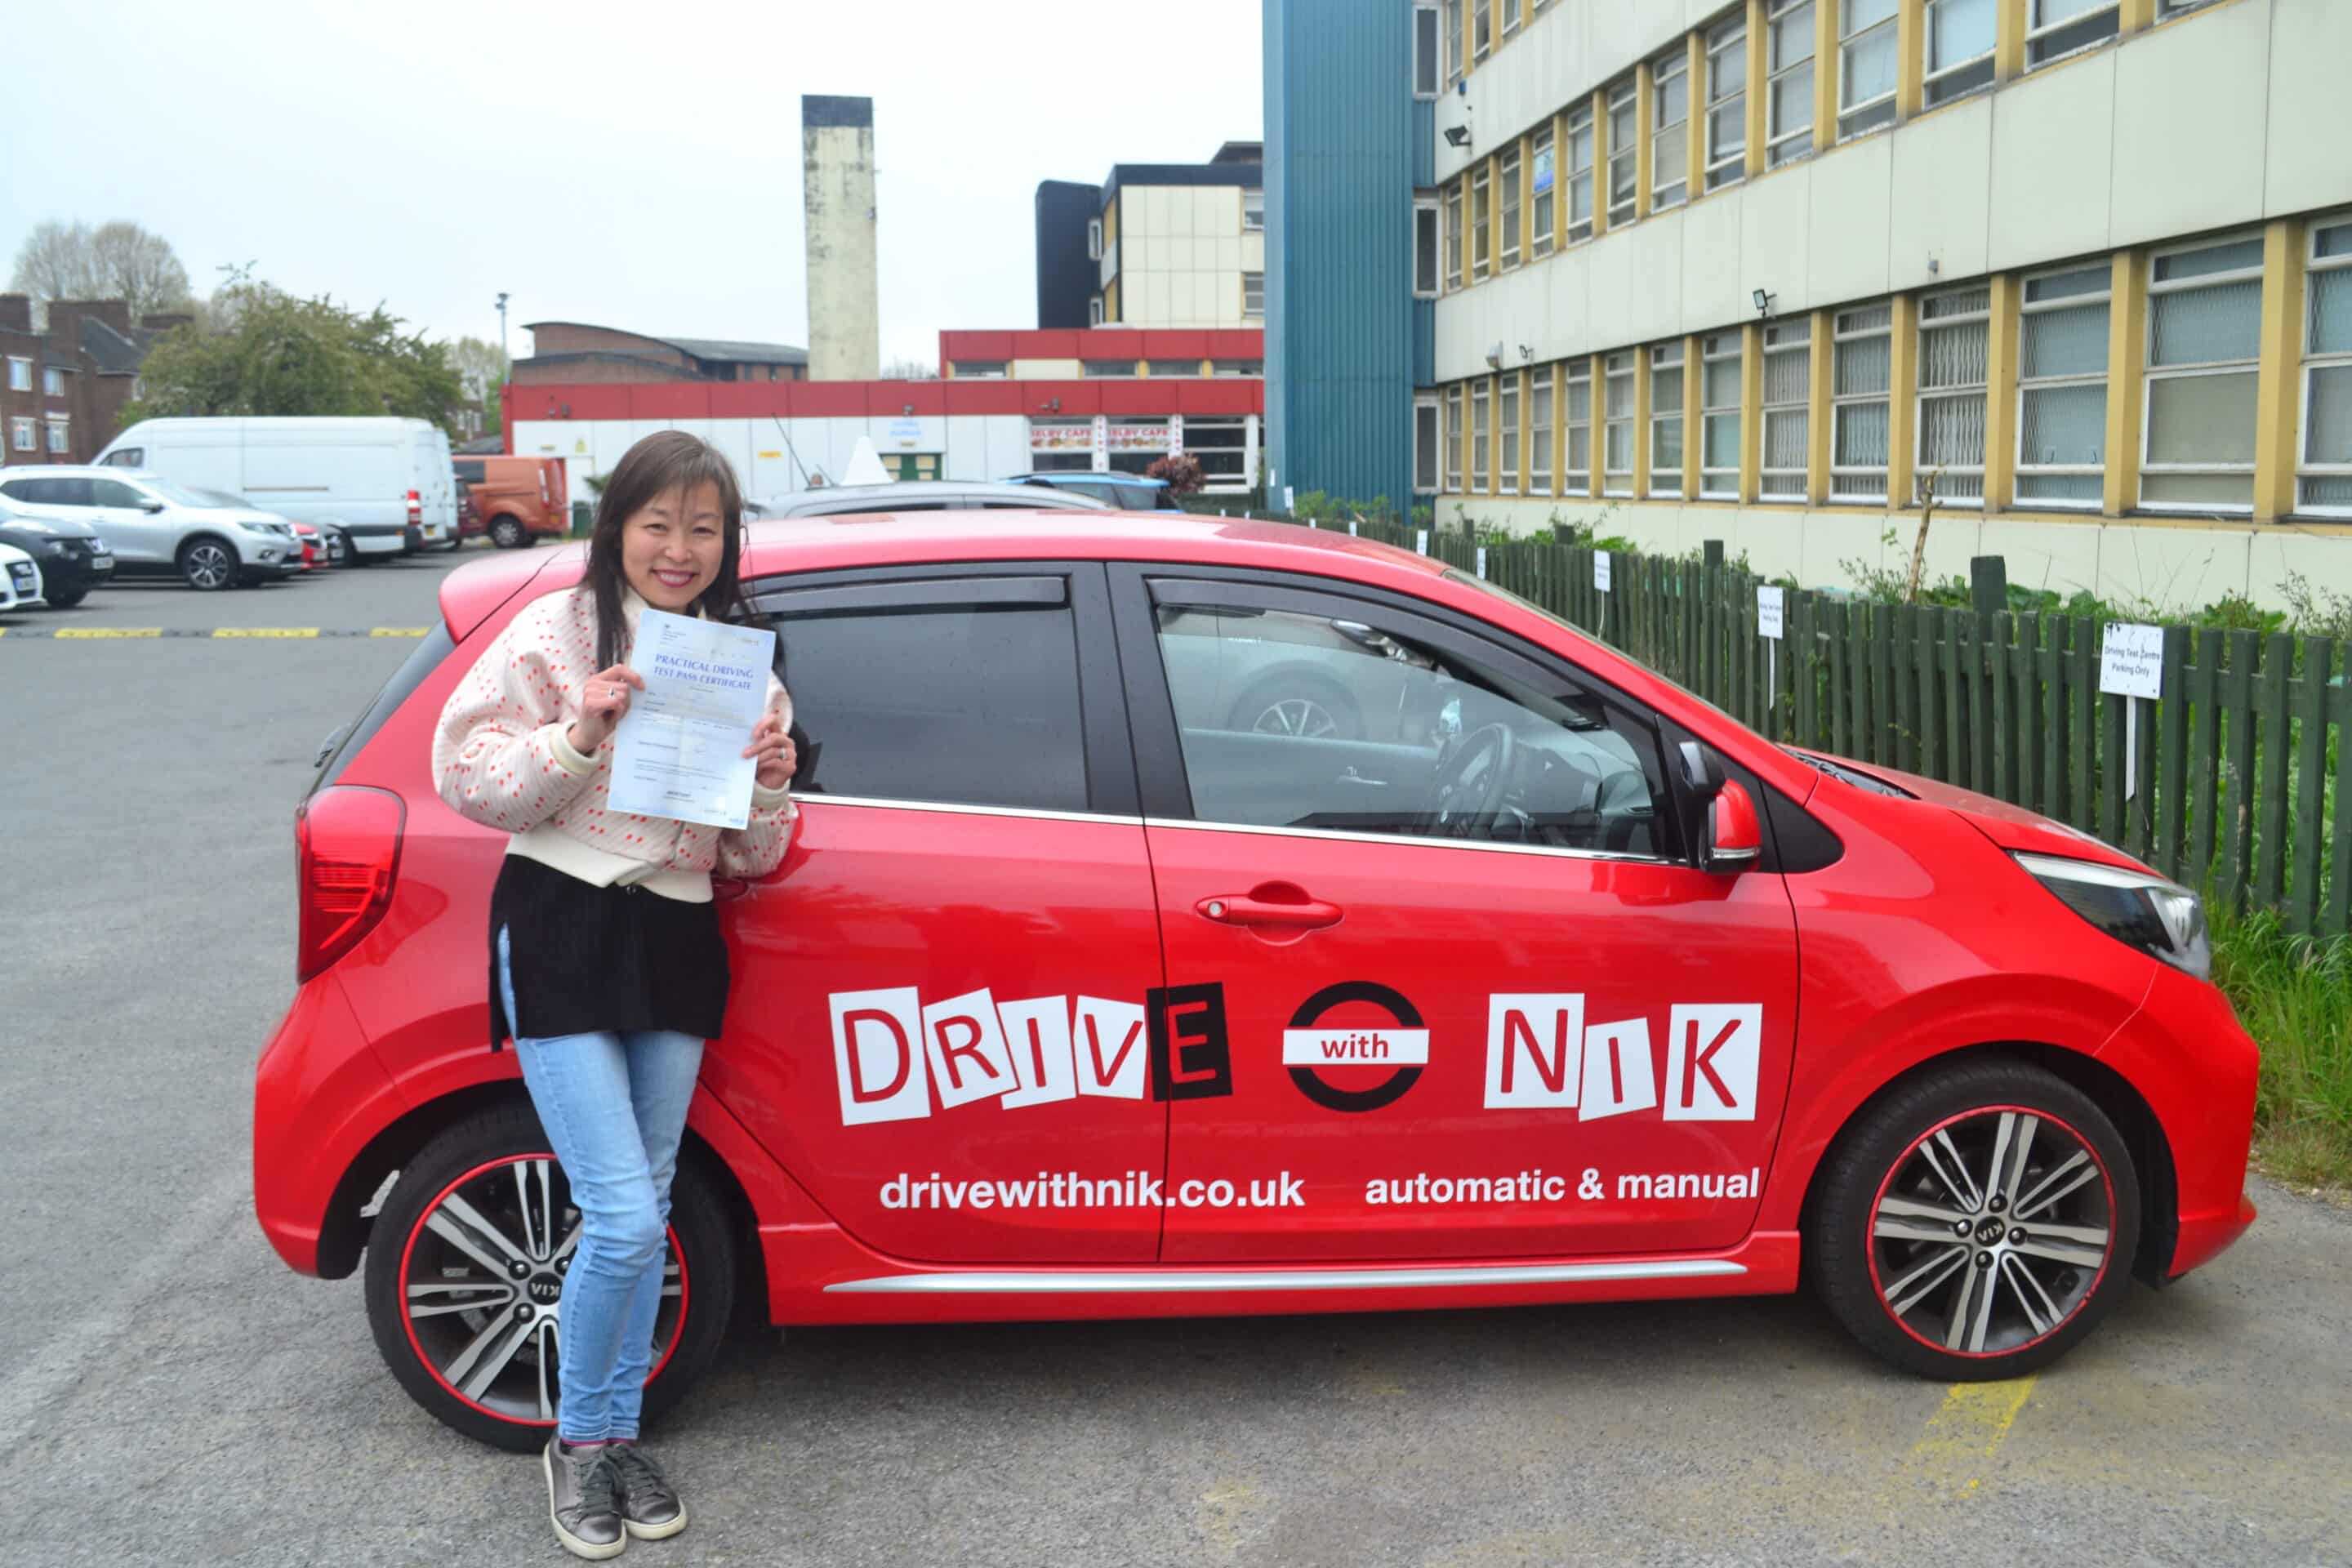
[621,481,726,611]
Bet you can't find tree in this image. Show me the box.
[1146,452,1206,495]
[122,275,466,434]
[446,335,506,439]
[8,219,192,325]
[880,357,939,381]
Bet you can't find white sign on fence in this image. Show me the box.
[1757,586,1785,641]
[1475,546,1488,578]
[2099,623,2163,700]
[1347,517,1357,536]
[2100,622,2163,800]
[1415,528,1429,555]
[1283,486,1295,510]
[1594,550,1612,592]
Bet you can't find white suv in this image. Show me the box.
[0,467,301,590]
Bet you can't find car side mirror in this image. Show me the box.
[1677,742,1758,873]
[141,499,166,513]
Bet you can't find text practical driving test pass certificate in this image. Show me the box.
[606,609,778,830]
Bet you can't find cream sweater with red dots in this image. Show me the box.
[433,586,795,902]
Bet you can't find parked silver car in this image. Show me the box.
[0,467,301,590]
[746,480,1107,519]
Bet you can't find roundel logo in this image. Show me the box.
[1283,980,1430,1112]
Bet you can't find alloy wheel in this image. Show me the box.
[1250,697,1339,737]
[184,542,233,590]
[1867,1107,2114,1357]
[398,1154,687,1424]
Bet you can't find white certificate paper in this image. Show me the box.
[607,609,777,830]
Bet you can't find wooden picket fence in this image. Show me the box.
[1321,518,2348,938]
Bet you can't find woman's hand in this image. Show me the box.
[568,664,644,755]
[746,711,797,791]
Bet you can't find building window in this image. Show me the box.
[1918,285,1991,504]
[1188,416,1250,481]
[1088,218,1103,260]
[1564,360,1592,495]
[1472,380,1492,490]
[1832,301,1893,500]
[2155,0,2218,17]
[1499,146,1523,270]
[1089,295,1106,327]
[46,417,69,455]
[2027,0,2118,68]
[1606,79,1638,229]
[956,360,1009,379]
[1530,367,1554,494]
[1415,198,1441,298]
[1700,332,1742,499]
[1446,0,1464,82]
[1212,359,1263,376]
[1530,125,1556,260]
[1499,374,1521,494]
[5,357,28,392]
[1650,341,1686,497]
[2301,216,2352,515]
[1602,351,1636,495]
[1244,188,1265,233]
[1767,0,1816,167]
[1706,15,1748,192]
[1566,103,1596,243]
[1651,49,1690,212]
[1417,396,1442,494]
[1083,359,1135,377]
[1839,0,1899,140]
[42,367,66,397]
[1243,272,1265,320]
[2016,263,2112,507]
[1472,166,1492,280]
[1501,0,1522,34]
[2143,234,2263,510]
[1474,0,1492,62]
[1761,321,1811,501]
[1415,2,1442,98]
[9,416,33,452]
[1446,385,1465,490]
[1445,182,1465,290]
[1147,359,1200,377]
[1924,0,1996,106]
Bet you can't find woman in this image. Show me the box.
[432,430,795,1560]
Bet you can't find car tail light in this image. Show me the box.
[406,488,422,526]
[296,786,405,982]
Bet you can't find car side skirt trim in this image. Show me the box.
[826,1259,1746,1294]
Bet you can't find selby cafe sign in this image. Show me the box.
[1030,416,1183,455]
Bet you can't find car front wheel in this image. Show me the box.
[176,537,237,591]
[1809,1059,2138,1381]
[362,1104,737,1451]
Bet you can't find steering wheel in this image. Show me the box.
[1418,722,1515,838]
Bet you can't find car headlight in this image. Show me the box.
[2014,851,2210,980]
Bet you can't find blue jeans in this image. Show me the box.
[497,926,706,1442]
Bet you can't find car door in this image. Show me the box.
[87,476,167,566]
[713,563,1172,1263]
[1110,564,1801,1264]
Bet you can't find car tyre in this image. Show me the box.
[1809,1058,2139,1382]
[46,587,85,608]
[363,1102,737,1452]
[176,536,238,591]
[1226,670,1363,741]
[490,515,529,550]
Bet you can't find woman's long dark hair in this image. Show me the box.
[585,431,766,670]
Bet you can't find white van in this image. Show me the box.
[94,417,456,559]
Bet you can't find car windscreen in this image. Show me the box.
[139,478,229,508]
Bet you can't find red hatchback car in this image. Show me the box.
[256,515,2257,1450]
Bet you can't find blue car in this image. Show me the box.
[996,471,1187,510]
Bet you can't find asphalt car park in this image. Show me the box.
[1,535,2347,1566]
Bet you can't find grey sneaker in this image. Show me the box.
[542,1437,626,1561]
[608,1441,688,1540]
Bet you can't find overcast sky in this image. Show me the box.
[2,0,1263,368]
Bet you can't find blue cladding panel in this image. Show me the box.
[1266,0,1416,510]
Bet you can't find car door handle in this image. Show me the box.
[1196,894,1343,930]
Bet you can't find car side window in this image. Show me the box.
[9,477,93,507]
[90,479,147,508]
[1152,599,1669,857]
[750,578,1089,813]
[105,448,143,467]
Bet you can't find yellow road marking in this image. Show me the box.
[370,626,429,637]
[1904,1377,2037,1497]
[211,627,321,639]
[54,627,163,639]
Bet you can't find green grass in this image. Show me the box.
[2211,908,2352,1190]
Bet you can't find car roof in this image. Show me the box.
[0,465,149,479]
[1000,470,1169,487]
[753,481,1107,518]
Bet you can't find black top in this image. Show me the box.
[487,856,731,1050]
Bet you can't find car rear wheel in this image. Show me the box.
[1227,672,1362,740]
[1810,1059,2138,1380]
[176,537,236,591]
[363,1103,737,1452]
[490,516,528,550]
